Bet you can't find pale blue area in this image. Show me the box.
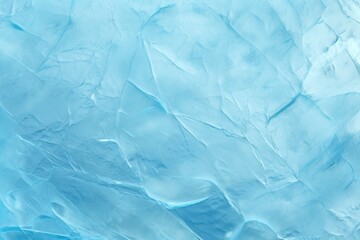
[1,0,360,239]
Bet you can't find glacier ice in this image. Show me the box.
[1,0,360,239]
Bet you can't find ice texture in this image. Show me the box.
[1,0,360,239]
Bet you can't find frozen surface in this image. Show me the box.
[1,0,360,239]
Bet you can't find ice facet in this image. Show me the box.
[1,0,360,239]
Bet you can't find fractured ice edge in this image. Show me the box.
[1,0,360,239]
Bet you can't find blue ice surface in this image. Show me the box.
[1,0,360,239]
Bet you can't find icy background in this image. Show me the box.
[1,0,360,239]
